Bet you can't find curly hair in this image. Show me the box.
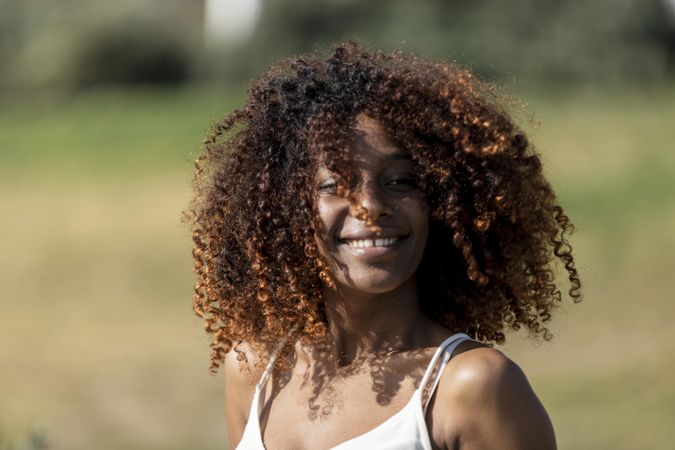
[187,41,582,374]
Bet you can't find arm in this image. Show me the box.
[439,347,556,450]
[223,346,258,448]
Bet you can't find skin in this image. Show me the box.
[224,114,556,450]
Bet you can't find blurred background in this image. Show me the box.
[1,0,674,449]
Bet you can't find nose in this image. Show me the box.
[350,178,393,221]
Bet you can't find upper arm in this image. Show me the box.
[439,347,556,450]
[223,345,257,448]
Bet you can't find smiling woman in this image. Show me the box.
[187,41,581,449]
[313,114,430,295]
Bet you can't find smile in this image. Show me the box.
[337,235,409,258]
[343,236,402,248]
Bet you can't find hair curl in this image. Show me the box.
[187,41,582,374]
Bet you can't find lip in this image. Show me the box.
[337,229,409,241]
[337,234,409,259]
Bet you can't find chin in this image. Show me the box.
[336,271,411,294]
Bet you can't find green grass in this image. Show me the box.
[1,84,674,449]
[0,85,244,179]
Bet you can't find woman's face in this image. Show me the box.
[313,114,430,294]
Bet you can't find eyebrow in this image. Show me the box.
[316,152,411,174]
[386,152,412,160]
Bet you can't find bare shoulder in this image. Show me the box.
[223,342,262,447]
[432,342,557,450]
[224,341,263,389]
[445,342,527,400]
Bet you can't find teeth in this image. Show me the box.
[345,237,400,248]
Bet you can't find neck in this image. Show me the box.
[317,276,432,365]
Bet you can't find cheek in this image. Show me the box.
[401,196,430,229]
[313,199,341,254]
[316,201,334,236]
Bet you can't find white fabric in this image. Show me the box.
[235,332,471,450]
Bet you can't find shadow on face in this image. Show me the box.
[312,113,430,295]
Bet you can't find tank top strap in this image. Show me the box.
[256,325,298,390]
[418,332,471,413]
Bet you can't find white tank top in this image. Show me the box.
[234,332,472,449]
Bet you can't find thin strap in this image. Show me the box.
[256,324,298,390]
[419,333,471,413]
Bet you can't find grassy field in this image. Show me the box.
[1,84,674,450]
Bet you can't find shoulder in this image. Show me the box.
[445,343,527,402]
[224,341,262,389]
[223,342,262,447]
[431,342,556,450]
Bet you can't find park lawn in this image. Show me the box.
[0,85,244,180]
[1,84,674,450]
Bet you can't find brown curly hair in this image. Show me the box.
[187,41,582,374]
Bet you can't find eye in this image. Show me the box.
[387,176,416,190]
[317,180,338,194]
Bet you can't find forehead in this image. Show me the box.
[315,113,411,171]
[352,113,408,158]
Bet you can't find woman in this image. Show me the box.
[188,41,581,449]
